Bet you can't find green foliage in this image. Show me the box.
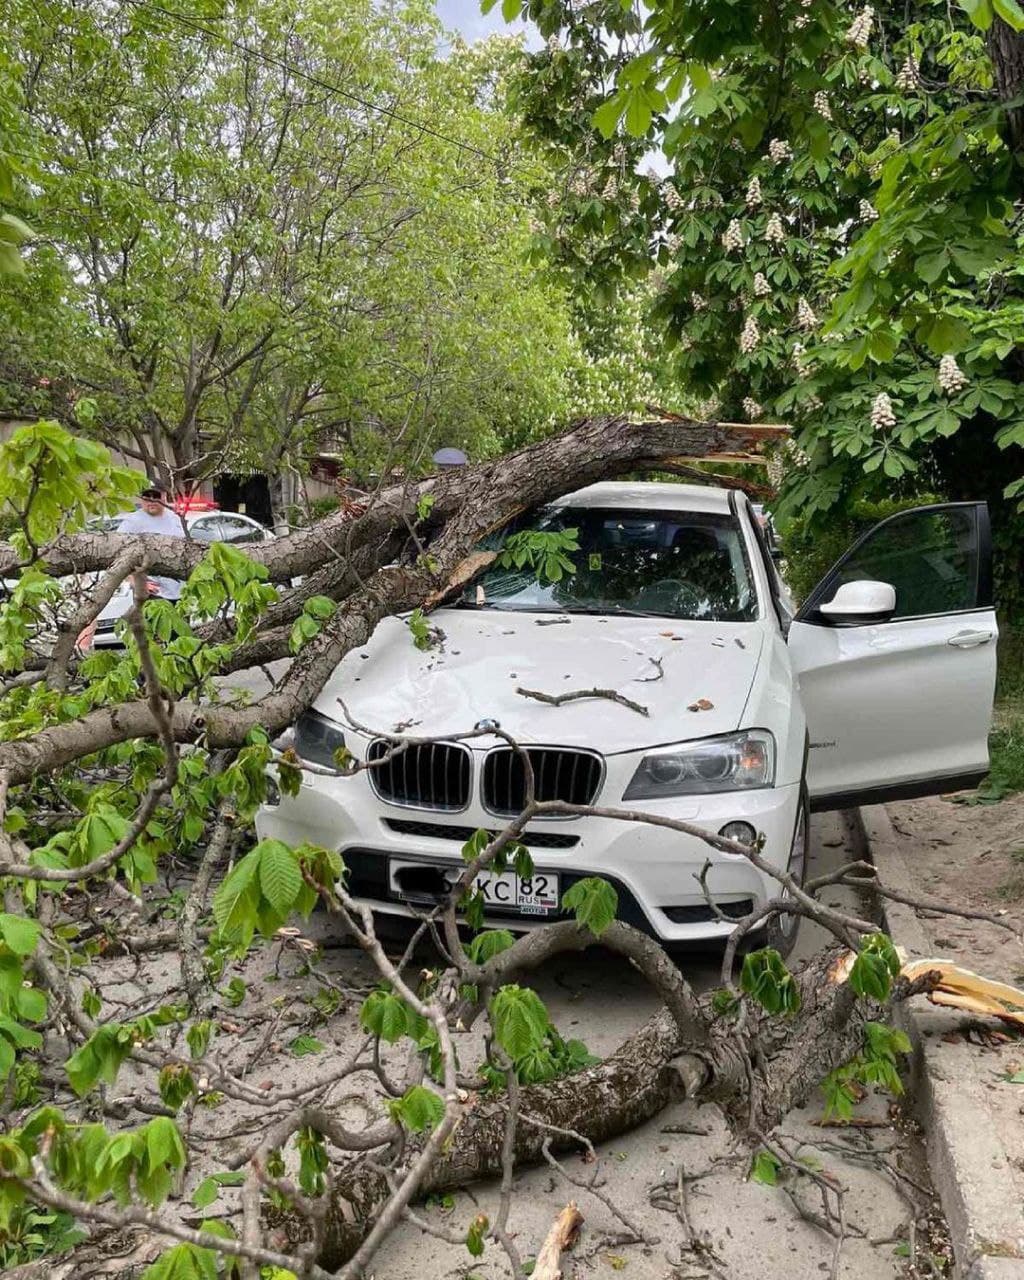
[739,949,801,1015]
[466,1212,489,1258]
[190,1170,245,1211]
[497,528,580,584]
[848,933,901,1003]
[501,0,1024,604]
[407,607,436,651]
[387,1084,445,1134]
[466,929,516,964]
[822,1021,911,1121]
[360,988,418,1043]
[211,840,338,951]
[561,876,618,937]
[288,597,337,656]
[490,984,551,1060]
[749,1149,782,1186]
[141,1242,220,1280]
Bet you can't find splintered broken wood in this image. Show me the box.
[832,951,1024,1030]
[901,958,1024,1029]
[533,1202,585,1280]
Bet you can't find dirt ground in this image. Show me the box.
[62,813,948,1280]
[885,790,1024,1235]
[886,792,1024,983]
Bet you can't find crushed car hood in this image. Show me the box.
[314,609,765,753]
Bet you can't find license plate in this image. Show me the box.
[388,860,559,916]
[474,869,559,915]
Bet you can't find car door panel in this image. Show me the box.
[788,502,997,809]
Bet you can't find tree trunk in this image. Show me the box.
[989,17,1024,154]
[265,946,881,1271]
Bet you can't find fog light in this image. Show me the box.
[719,820,756,848]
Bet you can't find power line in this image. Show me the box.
[119,0,511,171]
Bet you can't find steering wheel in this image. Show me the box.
[638,578,704,615]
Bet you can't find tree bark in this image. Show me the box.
[989,17,1024,155]
[264,946,882,1270]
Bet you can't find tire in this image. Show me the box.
[762,783,810,960]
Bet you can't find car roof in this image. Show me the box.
[551,480,734,515]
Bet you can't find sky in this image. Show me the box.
[434,0,540,49]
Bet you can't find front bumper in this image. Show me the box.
[255,748,802,944]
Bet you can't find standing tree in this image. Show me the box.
[498,0,1024,605]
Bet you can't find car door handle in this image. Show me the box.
[947,630,995,649]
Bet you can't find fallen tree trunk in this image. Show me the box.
[265,946,884,1270]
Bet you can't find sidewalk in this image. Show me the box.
[856,804,1024,1280]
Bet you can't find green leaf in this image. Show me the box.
[593,93,627,139]
[466,929,516,964]
[993,0,1024,27]
[0,913,41,957]
[959,0,994,27]
[750,1149,782,1186]
[849,933,900,1002]
[211,848,261,943]
[466,1213,488,1258]
[739,949,800,1015]
[0,213,34,246]
[390,1084,445,1134]
[360,989,411,1043]
[257,840,302,914]
[289,1033,324,1057]
[490,985,550,1059]
[561,877,618,937]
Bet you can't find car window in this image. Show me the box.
[216,515,265,544]
[189,517,221,543]
[826,506,983,619]
[463,507,756,622]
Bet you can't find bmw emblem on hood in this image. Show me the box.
[474,718,500,732]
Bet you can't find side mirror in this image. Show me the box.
[819,579,896,622]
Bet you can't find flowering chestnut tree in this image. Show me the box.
[499,0,1024,595]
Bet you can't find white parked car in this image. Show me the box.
[256,482,997,951]
[85,509,274,647]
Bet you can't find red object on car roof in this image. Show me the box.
[171,496,219,514]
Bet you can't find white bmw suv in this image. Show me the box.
[256,482,997,950]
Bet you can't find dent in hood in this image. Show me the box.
[315,609,764,753]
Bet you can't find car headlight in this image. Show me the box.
[293,710,346,770]
[622,730,775,800]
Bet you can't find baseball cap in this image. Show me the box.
[140,478,165,498]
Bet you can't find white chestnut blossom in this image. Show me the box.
[629,189,640,212]
[662,182,684,211]
[846,6,874,49]
[664,232,681,253]
[895,54,918,91]
[802,393,823,413]
[792,341,809,376]
[796,297,817,329]
[739,315,761,354]
[746,175,763,206]
[690,291,707,311]
[768,138,792,163]
[722,218,746,251]
[742,396,763,419]
[547,33,561,52]
[785,437,810,467]
[814,90,833,120]
[764,212,785,243]
[601,174,618,200]
[859,199,879,222]
[753,271,772,297]
[870,391,896,430]
[767,452,785,487]
[938,354,968,394]
[698,396,720,418]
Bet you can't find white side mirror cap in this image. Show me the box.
[819,579,896,620]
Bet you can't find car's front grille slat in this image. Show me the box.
[483,748,602,817]
[383,819,579,849]
[367,740,470,811]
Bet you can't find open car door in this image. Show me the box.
[788,502,997,811]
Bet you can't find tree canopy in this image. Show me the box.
[498,0,1024,603]
[0,1,676,508]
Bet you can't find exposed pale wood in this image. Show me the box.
[533,1202,584,1280]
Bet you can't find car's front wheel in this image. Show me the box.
[761,784,809,960]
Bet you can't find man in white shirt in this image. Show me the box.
[115,480,187,601]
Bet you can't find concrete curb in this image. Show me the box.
[854,805,1024,1280]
